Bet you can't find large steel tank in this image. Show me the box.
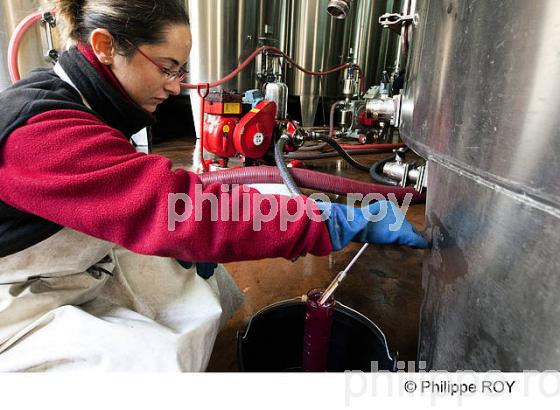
[187,0,286,136]
[287,0,402,126]
[341,0,402,91]
[187,0,261,93]
[286,0,345,126]
[256,0,289,51]
[187,0,403,130]
[0,0,53,91]
[400,0,560,370]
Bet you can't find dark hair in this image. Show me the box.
[53,0,189,56]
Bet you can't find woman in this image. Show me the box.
[0,0,427,371]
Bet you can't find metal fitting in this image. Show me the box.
[381,148,429,192]
[342,67,360,98]
[382,161,427,191]
[327,0,353,19]
[379,12,418,34]
[366,98,396,122]
[264,81,288,120]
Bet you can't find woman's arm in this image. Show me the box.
[0,109,332,262]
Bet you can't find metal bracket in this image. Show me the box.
[379,12,418,34]
[414,165,425,192]
[414,162,428,192]
[41,12,59,63]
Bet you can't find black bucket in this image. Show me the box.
[237,297,398,372]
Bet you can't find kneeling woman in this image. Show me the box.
[0,0,427,371]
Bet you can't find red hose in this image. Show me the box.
[8,11,44,83]
[182,46,365,173]
[181,46,362,91]
[9,12,360,88]
[198,166,425,203]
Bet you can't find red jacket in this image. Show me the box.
[0,45,332,262]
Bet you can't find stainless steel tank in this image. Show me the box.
[0,0,54,91]
[256,0,289,51]
[187,0,287,136]
[287,0,402,126]
[342,0,402,91]
[187,0,260,93]
[286,0,332,126]
[187,0,403,131]
[400,0,560,370]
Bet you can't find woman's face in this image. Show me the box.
[110,24,192,113]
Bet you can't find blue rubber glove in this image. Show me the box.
[316,200,429,251]
[176,260,218,279]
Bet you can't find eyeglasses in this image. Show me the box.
[124,39,188,82]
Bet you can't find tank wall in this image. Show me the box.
[400,0,560,370]
[187,0,260,92]
[256,0,289,51]
[286,0,341,97]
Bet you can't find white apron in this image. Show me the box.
[0,227,243,372]
[0,63,244,371]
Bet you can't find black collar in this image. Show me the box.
[58,47,155,137]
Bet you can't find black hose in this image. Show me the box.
[286,147,395,161]
[323,100,374,172]
[274,136,303,196]
[315,135,372,172]
[369,155,399,186]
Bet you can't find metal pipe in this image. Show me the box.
[329,100,347,138]
[319,243,369,305]
[327,0,353,19]
[370,155,399,186]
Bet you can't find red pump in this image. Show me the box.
[202,92,243,160]
[202,91,277,164]
[233,100,276,159]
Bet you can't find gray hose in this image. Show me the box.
[274,135,303,196]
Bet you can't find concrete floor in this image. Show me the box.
[152,137,426,372]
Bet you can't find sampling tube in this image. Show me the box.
[302,289,335,372]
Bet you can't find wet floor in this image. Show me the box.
[152,137,426,371]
